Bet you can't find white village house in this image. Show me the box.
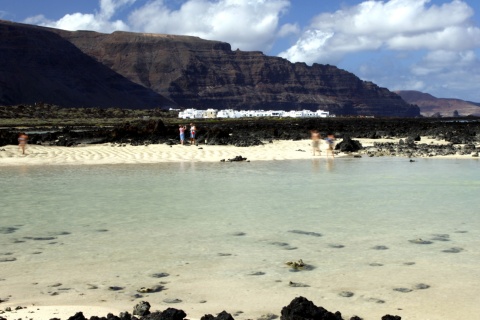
[178,108,331,119]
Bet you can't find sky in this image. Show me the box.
[1,0,480,102]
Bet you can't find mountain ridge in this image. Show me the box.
[0,20,419,117]
[395,90,480,117]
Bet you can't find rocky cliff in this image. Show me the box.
[0,21,173,109]
[0,20,419,117]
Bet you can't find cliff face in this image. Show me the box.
[0,21,174,109]
[1,20,419,117]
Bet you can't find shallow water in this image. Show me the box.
[1,158,479,319]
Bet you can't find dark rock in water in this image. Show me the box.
[288,281,310,288]
[338,291,354,298]
[133,301,151,316]
[442,247,464,253]
[228,155,248,162]
[336,136,363,152]
[0,226,19,234]
[288,230,322,237]
[143,308,187,320]
[280,296,343,320]
[151,272,170,278]
[201,310,235,320]
[163,298,183,304]
[414,283,430,290]
[67,312,87,320]
[409,239,433,245]
[381,316,401,320]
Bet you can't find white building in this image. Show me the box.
[178,108,205,119]
[179,108,330,119]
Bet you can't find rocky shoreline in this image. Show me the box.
[0,297,401,320]
[1,117,479,158]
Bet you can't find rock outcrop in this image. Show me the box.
[0,20,419,117]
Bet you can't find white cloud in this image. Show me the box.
[279,0,480,64]
[411,50,478,75]
[24,0,135,32]
[128,0,291,52]
[277,23,300,38]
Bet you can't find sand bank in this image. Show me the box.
[0,138,475,167]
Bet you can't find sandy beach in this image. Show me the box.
[0,137,476,167]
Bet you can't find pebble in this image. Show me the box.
[231,232,246,236]
[257,313,278,320]
[150,272,169,278]
[367,298,385,304]
[369,263,384,267]
[339,291,354,298]
[288,230,322,237]
[414,283,430,290]
[442,247,464,253]
[328,244,345,248]
[108,286,124,291]
[163,298,182,303]
[288,281,309,288]
[372,245,389,250]
[393,288,413,293]
[409,238,433,244]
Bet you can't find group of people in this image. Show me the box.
[178,123,196,145]
[310,130,335,157]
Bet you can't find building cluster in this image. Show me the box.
[177,108,331,119]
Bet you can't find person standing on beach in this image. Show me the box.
[310,130,321,156]
[190,123,196,145]
[179,124,186,145]
[325,133,336,158]
[18,132,28,155]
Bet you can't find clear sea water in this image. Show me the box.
[1,158,479,319]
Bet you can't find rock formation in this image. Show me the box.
[0,20,173,109]
[0,20,419,117]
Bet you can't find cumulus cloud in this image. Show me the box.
[279,0,480,65]
[24,0,134,32]
[23,0,291,52]
[128,0,291,52]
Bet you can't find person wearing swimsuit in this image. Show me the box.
[190,123,196,145]
[18,132,28,155]
[179,125,186,145]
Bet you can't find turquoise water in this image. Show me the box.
[1,158,480,319]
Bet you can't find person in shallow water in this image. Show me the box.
[310,130,321,156]
[325,133,335,158]
[18,132,28,155]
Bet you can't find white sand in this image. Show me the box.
[0,138,476,166]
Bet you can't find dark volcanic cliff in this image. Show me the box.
[1,20,419,117]
[0,21,173,109]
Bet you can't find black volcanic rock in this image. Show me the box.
[0,20,419,117]
[280,296,343,320]
[0,20,174,109]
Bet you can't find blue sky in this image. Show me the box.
[1,0,480,102]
